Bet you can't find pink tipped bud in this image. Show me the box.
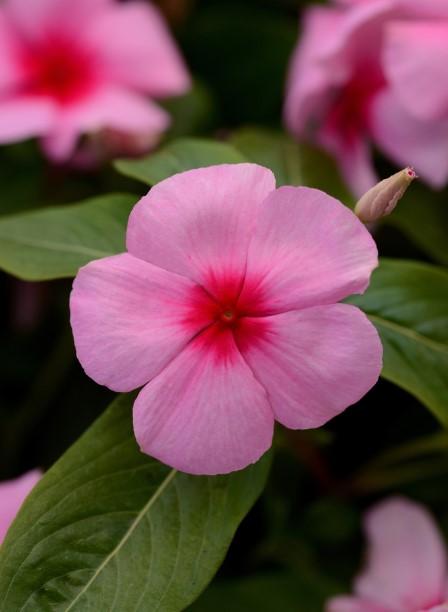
[355,167,417,223]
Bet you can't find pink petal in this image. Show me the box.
[84,1,190,97]
[236,304,382,429]
[285,7,346,137]
[355,497,448,610]
[5,0,109,40]
[370,90,448,188]
[326,596,391,612]
[240,186,378,314]
[0,97,55,144]
[70,253,212,392]
[285,1,392,197]
[394,0,448,17]
[285,0,392,136]
[0,10,23,92]
[70,87,170,132]
[0,469,42,544]
[334,1,448,19]
[383,21,448,121]
[133,327,274,475]
[126,164,276,294]
[317,0,393,62]
[44,88,169,161]
[41,125,79,161]
[318,126,378,197]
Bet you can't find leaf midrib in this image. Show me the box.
[61,468,177,612]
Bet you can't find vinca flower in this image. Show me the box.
[70,163,382,475]
[327,497,448,612]
[285,0,448,195]
[0,470,41,544]
[0,0,190,161]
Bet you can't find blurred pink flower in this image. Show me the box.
[0,469,41,544]
[0,0,190,161]
[285,0,448,196]
[327,497,448,612]
[70,163,382,475]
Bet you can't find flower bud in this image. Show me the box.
[355,167,417,223]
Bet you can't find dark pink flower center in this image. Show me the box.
[185,272,269,362]
[21,35,97,103]
[324,66,386,146]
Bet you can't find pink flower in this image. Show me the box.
[327,497,448,612]
[0,0,190,161]
[70,163,382,475]
[285,0,448,196]
[0,469,41,544]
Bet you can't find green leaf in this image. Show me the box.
[189,572,338,612]
[349,259,448,425]
[114,138,246,186]
[0,394,271,612]
[0,193,135,281]
[386,185,448,265]
[230,127,353,204]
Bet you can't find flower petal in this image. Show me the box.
[41,125,79,161]
[355,497,448,610]
[370,90,448,188]
[326,596,391,612]
[285,0,393,137]
[45,88,169,161]
[285,6,346,137]
[133,327,274,475]
[84,1,190,96]
[70,253,211,392]
[394,0,448,17]
[5,0,109,39]
[126,164,276,293]
[0,469,42,544]
[383,21,448,121]
[240,186,378,314]
[336,0,448,11]
[319,127,378,197]
[318,0,393,61]
[0,97,55,144]
[236,304,382,429]
[0,10,23,92]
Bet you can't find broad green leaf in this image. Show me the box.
[0,193,135,281]
[0,394,271,612]
[189,572,338,612]
[231,127,353,204]
[114,138,246,186]
[386,185,448,265]
[349,259,448,425]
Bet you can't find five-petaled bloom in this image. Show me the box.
[0,0,190,161]
[285,0,448,196]
[0,470,41,544]
[327,497,448,612]
[70,163,382,475]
